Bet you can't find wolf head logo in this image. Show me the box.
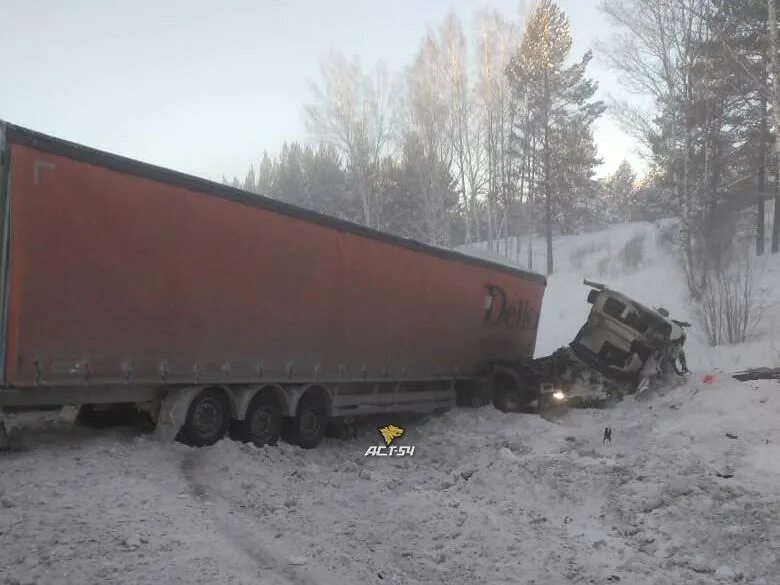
[378,424,404,446]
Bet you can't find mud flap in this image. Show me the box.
[152,388,201,443]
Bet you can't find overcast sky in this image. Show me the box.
[0,0,643,183]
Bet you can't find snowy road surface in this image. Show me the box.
[1,376,779,585]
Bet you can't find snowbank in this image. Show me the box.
[2,375,778,584]
[462,220,780,371]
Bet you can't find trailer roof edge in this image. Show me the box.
[0,121,546,285]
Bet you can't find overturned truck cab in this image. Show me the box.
[568,280,689,396]
[481,280,691,412]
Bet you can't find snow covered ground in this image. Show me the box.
[2,221,780,584]
[2,377,778,584]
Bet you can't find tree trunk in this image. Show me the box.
[459,164,470,244]
[528,132,537,271]
[543,68,553,276]
[773,155,780,253]
[758,92,767,256]
[682,112,696,295]
[544,129,553,276]
[770,0,780,252]
[702,119,723,291]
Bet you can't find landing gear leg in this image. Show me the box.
[0,419,8,451]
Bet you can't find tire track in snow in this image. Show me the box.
[178,449,348,585]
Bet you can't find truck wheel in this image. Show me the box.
[630,340,652,361]
[455,387,471,407]
[493,378,518,413]
[178,388,230,447]
[493,377,537,414]
[236,393,281,447]
[287,394,327,449]
[456,380,489,408]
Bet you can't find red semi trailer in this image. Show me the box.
[0,121,546,448]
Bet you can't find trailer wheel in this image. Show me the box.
[286,393,327,449]
[235,393,282,447]
[178,388,230,447]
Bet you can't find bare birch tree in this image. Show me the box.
[304,52,395,229]
[438,13,482,245]
[475,9,522,247]
[404,31,456,245]
[599,0,715,294]
[769,0,780,252]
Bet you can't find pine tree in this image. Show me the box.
[275,143,306,206]
[302,144,357,220]
[507,0,605,273]
[256,152,276,197]
[603,160,637,222]
[242,165,257,193]
[600,0,775,293]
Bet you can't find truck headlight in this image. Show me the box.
[552,391,566,401]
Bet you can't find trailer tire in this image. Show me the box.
[177,388,230,447]
[235,393,282,447]
[286,393,327,449]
